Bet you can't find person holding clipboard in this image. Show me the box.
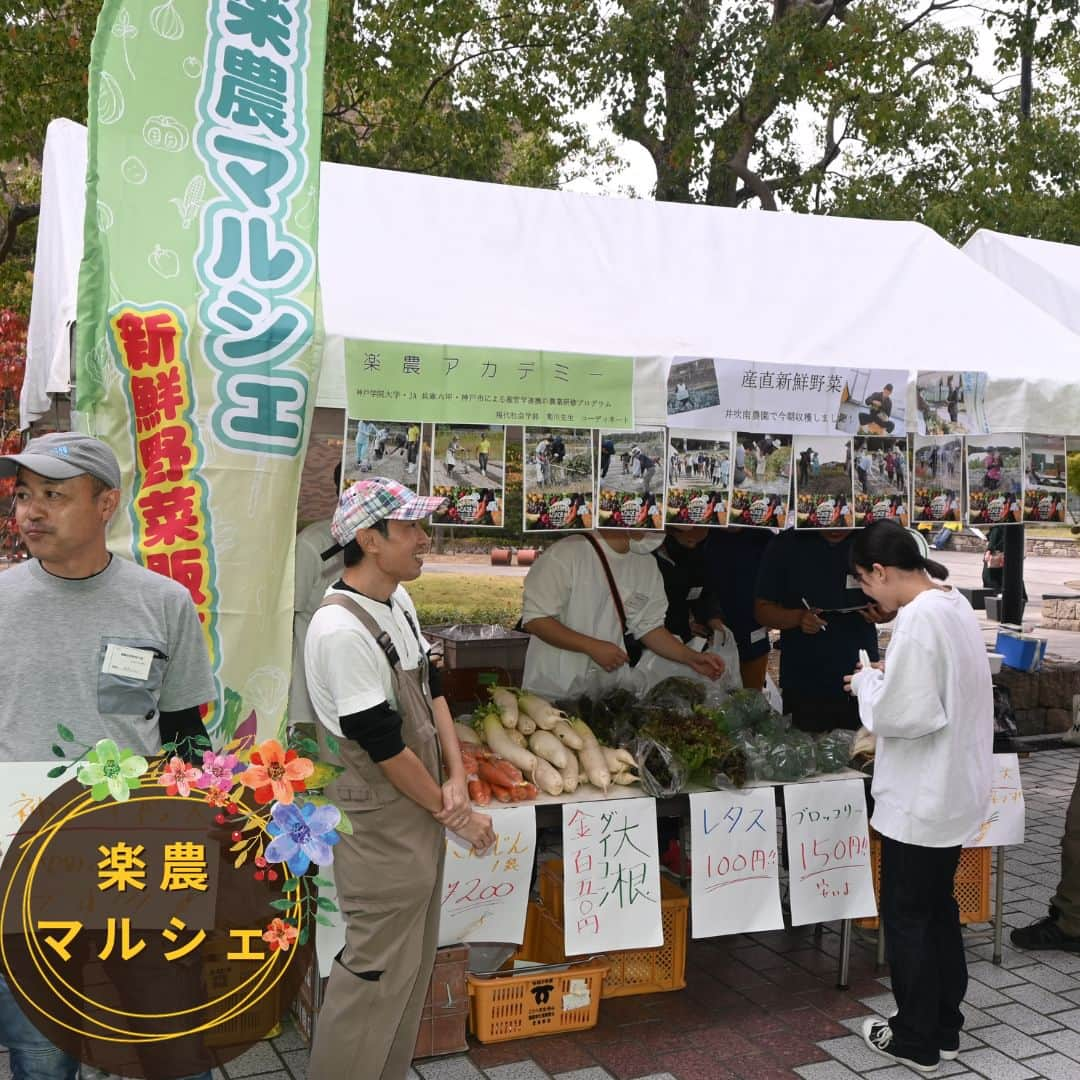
[754,529,893,732]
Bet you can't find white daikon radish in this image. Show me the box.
[517,713,537,735]
[490,687,519,729]
[559,752,580,794]
[551,718,585,750]
[612,771,638,786]
[531,757,564,796]
[528,730,569,769]
[601,746,637,772]
[516,691,569,730]
[454,722,481,746]
[506,729,528,748]
[476,708,537,773]
[572,720,611,793]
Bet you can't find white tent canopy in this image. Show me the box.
[24,119,1080,433]
[964,228,1080,339]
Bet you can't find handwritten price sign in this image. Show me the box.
[562,797,662,956]
[783,779,876,925]
[438,805,535,947]
[690,788,783,938]
[966,753,1025,848]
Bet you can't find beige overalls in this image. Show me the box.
[308,594,446,1080]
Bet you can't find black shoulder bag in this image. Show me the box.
[582,533,643,666]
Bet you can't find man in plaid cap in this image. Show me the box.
[305,477,494,1080]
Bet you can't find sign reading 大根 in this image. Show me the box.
[561,798,662,956]
[345,340,635,428]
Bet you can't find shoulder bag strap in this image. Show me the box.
[319,593,401,669]
[581,533,628,633]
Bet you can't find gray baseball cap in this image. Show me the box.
[0,432,122,490]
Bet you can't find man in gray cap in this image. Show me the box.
[0,432,216,1080]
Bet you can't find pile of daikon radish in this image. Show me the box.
[452,688,639,803]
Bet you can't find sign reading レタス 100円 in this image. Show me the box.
[344,340,635,428]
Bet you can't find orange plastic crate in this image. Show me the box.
[466,957,608,1043]
[537,861,688,997]
[856,832,992,929]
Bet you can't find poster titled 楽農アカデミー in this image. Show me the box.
[76,0,330,741]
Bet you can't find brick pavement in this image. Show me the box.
[4,751,1076,1080]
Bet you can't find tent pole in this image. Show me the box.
[1001,524,1026,625]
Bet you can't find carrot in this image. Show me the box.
[469,779,492,805]
[478,759,520,789]
[509,784,531,801]
[517,782,539,800]
[489,783,513,803]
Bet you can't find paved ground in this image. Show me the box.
[4,750,1076,1080]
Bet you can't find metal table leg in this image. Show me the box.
[993,845,1006,965]
[838,919,852,989]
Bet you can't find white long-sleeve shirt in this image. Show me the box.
[850,586,992,847]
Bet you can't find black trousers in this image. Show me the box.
[880,835,966,1054]
[781,689,861,734]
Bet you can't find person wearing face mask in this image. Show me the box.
[520,529,726,700]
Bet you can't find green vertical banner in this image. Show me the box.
[76,0,328,741]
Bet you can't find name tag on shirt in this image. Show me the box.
[687,586,703,600]
[845,574,862,591]
[751,627,768,644]
[102,644,154,681]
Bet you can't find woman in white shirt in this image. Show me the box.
[845,521,992,1074]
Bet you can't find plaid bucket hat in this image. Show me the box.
[322,477,446,559]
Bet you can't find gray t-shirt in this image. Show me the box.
[0,556,216,761]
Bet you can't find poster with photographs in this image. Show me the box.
[667,356,721,416]
[344,419,427,491]
[665,432,731,526]
[729,433,792,529]
[912,436,963,524]
[834,371,908,436]
[967,435,1023,526]
[430,424,505,528]
[794,436,854,529]
[523,428,595,532]
[597,429,666,529]
[1023,434,1068,524]
[852,437,910,527]
[916,371,990,435]
[1068,439,1080,527]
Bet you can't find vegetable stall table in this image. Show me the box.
[526,768,873,989]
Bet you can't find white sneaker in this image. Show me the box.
[862,1018,939,1073]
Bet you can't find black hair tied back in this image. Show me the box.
[851,520,949,581]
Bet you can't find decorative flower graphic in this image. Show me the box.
[196,749,241,793]
[262,917,299,953]
[76,739,148,803]
[264,801,341,876]
[237,740,314,805]
[159,755,203,797]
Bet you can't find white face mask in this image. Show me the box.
[629,535,666,555]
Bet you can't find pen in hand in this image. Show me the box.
[801,596,828,631]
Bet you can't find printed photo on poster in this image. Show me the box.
[431,424,505,528]
[344,418,426,490]
[852,437,910,527]
[1068,438,1080,527]
[729,433,791,529]
[1023,434,1067,524]
[916,371,989,435]
[523,428,595,532]
[834,371,907,436]
[667,356,721,415]
[794,436,853,529]
[665,433,730,526]
[912,436,963,523]
[967,435,1023,526]
[597,429,665,529]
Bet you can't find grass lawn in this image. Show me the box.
[409,573,524,628]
